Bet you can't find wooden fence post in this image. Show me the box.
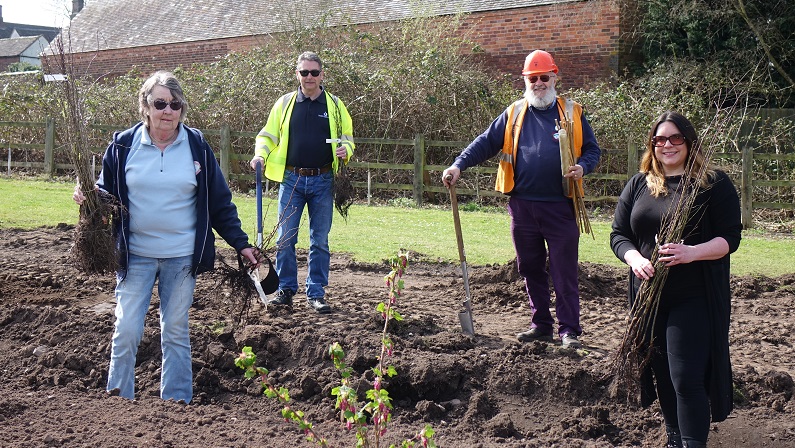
[413,133,425,206]
[741,144,753,229]
[475,169,480,201]
[220,123,230,180]
[627,138,639,180]
[44,118,55,178]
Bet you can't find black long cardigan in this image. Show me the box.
[611,171,742,422]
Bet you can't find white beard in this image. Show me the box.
[524,84,557,109]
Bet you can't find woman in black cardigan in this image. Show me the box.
[610,111,742,448]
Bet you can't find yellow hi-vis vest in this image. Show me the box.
[495,97,584,197]
[254,90,355,183]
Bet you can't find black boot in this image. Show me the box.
[682,440,706,448]
[665,425,682,448]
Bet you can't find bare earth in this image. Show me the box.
[0,225,793,447]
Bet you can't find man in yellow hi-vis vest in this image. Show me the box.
[442,50,601,349]
[250,51,354,314]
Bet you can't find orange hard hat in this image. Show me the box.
[522,50,558,75]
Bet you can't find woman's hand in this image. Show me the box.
[73,184,86,204]
[658,242,690,266]
[240,247,261,269]
[658,237,729,265]
[624,249,655,280]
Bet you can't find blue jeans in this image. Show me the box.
[276,170,334,298]
[108,254,196,402]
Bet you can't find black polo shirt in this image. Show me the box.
[286,88,334,169]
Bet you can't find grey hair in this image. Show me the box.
[138,71,188,126]
[296,51,323,70]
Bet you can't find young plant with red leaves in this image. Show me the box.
[330,252,436,448]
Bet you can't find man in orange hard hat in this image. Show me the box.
[442,50,601,349]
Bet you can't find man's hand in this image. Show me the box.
[564,164,584,180]
[250,156,265,170]
[442,166,460,187]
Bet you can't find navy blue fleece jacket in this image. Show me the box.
[96,122,251,277]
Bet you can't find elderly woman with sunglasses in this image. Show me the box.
[74,71,259,403]
[610,111,742,448]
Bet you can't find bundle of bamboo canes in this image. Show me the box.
[556,116,593,238]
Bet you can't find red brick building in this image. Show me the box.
[47,0,634,89]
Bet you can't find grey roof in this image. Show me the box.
[0,35,44,57]
[64,0,565,52]
[0,22,60,42]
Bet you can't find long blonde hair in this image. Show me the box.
[640,111,714,196]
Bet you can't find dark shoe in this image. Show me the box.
[516,328,553,342]
[665,425,683,448]
[682,441,706,448]
[307,296,332,314]
[266,289,294,306]
[561,333,583,349]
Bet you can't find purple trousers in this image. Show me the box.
[508,197,581,336]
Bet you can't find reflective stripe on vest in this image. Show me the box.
[256,91,355,183]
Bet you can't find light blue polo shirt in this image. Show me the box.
[125,126,197,258]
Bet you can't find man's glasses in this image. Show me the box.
[651,134,686,147]
[527,75,553,83]
[298,69,321,77]
[152,99,183,111]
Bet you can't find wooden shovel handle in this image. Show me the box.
[447,177,467,264]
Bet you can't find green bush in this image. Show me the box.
[0,11,792,209]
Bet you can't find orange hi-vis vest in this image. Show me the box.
[495,97,584,196]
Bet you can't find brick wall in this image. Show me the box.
[460,1,622,88]
[57,35,269,79]
[47,0,622,89]
[0,56,19,71]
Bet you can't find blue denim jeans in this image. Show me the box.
[108,254,196,402]
[276,170,334,298]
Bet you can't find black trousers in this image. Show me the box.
[651,297,711,444]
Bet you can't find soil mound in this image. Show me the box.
[0,227,793,447]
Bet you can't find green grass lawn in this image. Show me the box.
[1,177,792,277]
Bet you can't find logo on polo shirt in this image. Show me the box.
[319,112,329,119]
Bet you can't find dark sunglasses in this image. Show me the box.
[651,133,686,147]
[527,75,552,83]
[298,69,321,77]
[152,99,183,111]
